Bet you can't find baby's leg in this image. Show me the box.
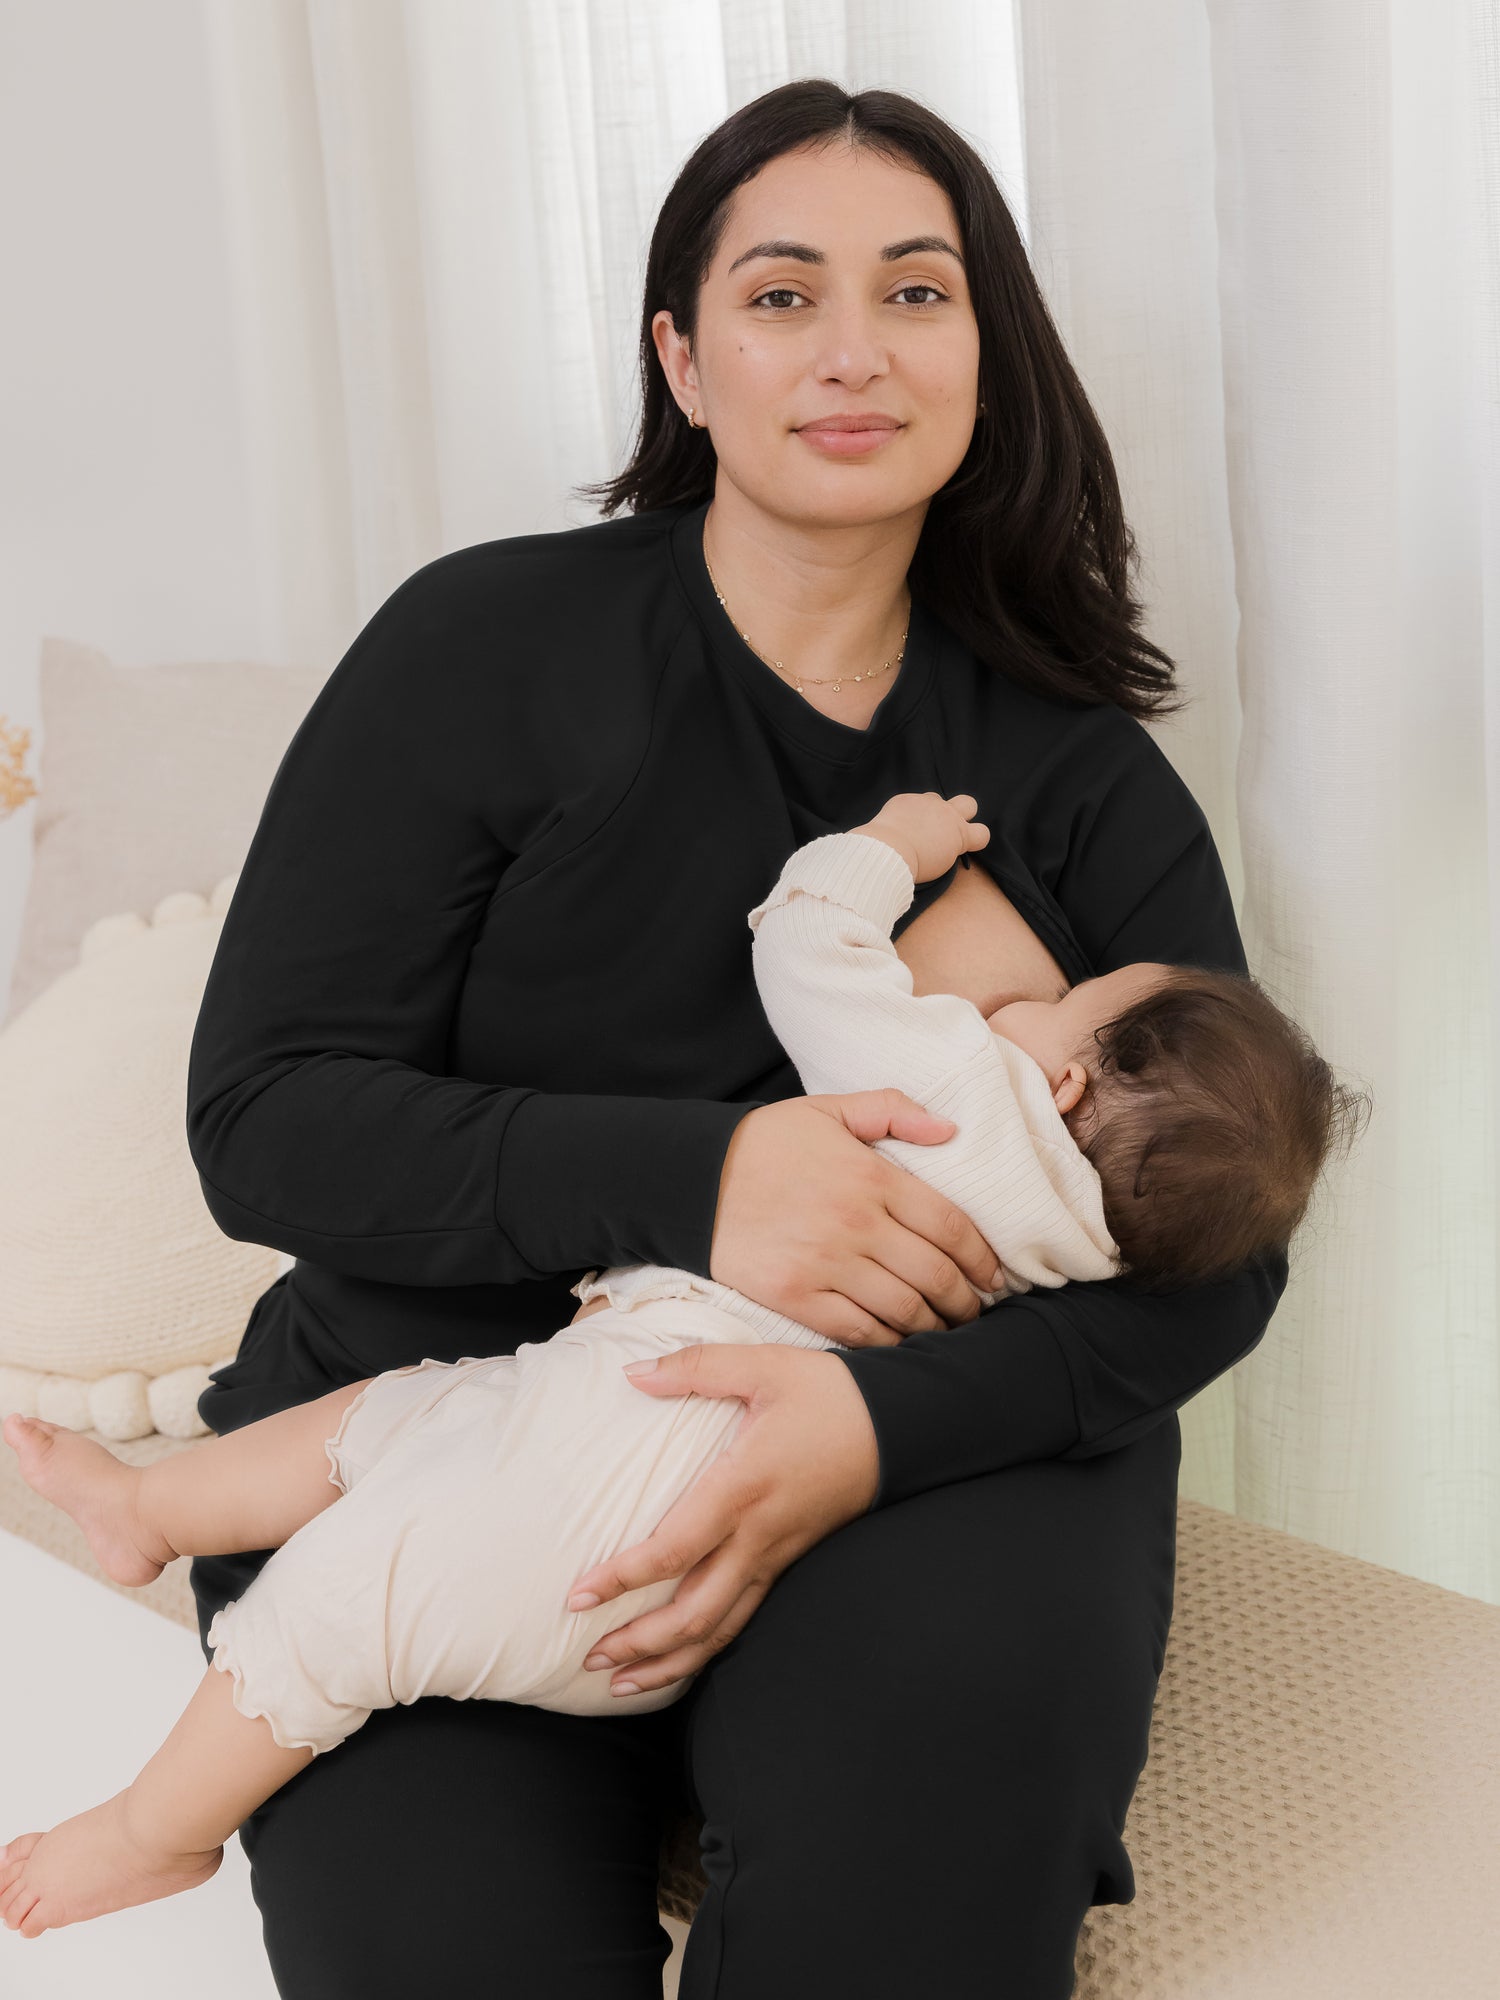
[0,1378,374,1588]
[138,1379,375,1554]
[0,1659,313,1938]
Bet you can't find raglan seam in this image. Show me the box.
[484,612,695,911]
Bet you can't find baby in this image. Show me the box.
[0,791,1356,1937]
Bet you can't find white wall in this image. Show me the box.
[0,0,265,1006]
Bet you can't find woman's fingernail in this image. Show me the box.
[623,1359,656,1376]
[611,1681,641,1697]
[567,1591,600,1611]
[584,1653,612,1670]
[992,1269,1007,1289]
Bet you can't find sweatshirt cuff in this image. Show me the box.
[831,1310,1081,1510]
[747,831,915,936]
[495,1093,760,1279]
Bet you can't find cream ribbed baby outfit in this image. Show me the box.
[204,831,1120,1754]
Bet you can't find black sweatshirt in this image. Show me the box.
[187,496,1287,1508]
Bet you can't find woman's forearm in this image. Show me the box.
[835,1229,1288,1510]
[190,1063,757,1288]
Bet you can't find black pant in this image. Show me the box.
[190,1414,1179,1999]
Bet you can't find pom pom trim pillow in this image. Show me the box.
[0,875,281,1438]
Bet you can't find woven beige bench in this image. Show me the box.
[4,1430,1497,1996]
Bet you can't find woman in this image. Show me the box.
[185,81,1286,1999]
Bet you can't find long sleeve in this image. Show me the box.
[746,829,1120,1293]
[186,550,754,1289]
[832,708,1290,1509]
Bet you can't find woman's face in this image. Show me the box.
[654,141,982,528]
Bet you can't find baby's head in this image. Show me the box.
[989,965,1371,1291]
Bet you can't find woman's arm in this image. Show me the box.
[833,708,1289,1507]
[835,1249,1286,1507]
[186,553,755,1288]
[564,710,1289,1695]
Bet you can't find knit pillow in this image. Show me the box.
[0,874,279,1439]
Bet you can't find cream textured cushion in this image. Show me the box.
[0,874,276,1438]
[3,636,326,1026]
[1066,1502,1500,1996]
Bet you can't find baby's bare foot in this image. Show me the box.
[1,1413,175,1585]
[0,1791,221,1937]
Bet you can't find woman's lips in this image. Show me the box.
[795,424,903,457]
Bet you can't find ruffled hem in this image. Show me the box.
[575,1265,716,1314]
[322,1354,483,1494]
[323,1380,377,1495]
[205,1606,333,1756]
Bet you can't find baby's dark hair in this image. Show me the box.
[1067,965,1372,1293]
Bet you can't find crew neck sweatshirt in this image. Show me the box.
[187,496,1288,1509]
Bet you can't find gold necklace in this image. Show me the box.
[702,544,908,698]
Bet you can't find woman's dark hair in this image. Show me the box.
[576,77,1185,720]
[1070,967,1375,1293]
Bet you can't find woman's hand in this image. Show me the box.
[564,1342,879,1696]
[709,1088,1006,1345]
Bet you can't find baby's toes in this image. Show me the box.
[18,1894,53,1939]
[1,1878,39,1932]
[0,1832,39,1885]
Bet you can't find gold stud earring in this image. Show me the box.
[687,406,700,428]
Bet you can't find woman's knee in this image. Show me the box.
[239,1698,681,1999]
[724,1420,1180,1710]
[191,1553,685,1996]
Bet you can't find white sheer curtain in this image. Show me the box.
[201,0,1499,1604]
[1020,0,1499,1602]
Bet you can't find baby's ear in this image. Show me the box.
[1053,1063,1090,1117]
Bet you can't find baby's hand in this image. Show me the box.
[855,792,991,884]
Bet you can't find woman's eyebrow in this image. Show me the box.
[726,235,966,275]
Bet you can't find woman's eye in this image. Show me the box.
[749,285,950,313]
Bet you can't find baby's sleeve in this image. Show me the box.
[747,831,996,1101]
